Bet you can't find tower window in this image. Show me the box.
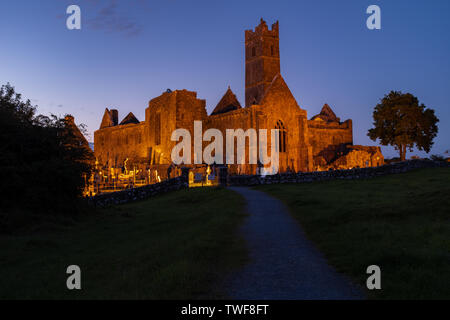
[271,45,274,56]
[275,120,287,153]
[252,47,256,57]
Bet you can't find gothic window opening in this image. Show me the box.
[275,120,287,153]
[136,133,142,144]
[252,47,256,57]
[271,45,274,56]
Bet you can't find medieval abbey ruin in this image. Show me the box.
[94,19,383,178]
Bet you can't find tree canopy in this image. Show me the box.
[368,91,439,161]
[0,83,93,230]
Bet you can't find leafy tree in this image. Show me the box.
[0,83,93,229]
[368,91,439,161]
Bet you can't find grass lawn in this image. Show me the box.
[255,167,450,299]
[0,187,247,299]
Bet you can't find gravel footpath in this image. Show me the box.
[225,187,364,300]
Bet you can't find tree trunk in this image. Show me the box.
[399,144,406,161]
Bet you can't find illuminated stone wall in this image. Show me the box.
[307,119,353,169]
[94,122,147,168]
[145,89,207,165]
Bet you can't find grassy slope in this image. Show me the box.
[255,167,450,299]
[0,187,247,299]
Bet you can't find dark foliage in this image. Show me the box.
[0,83,92,225]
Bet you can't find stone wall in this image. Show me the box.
[94,121,147,167]
[86,160,448,207]
[307,119,353,166]
[87,175,188,207]
[147,90,207,165]
[330,145,384,169]
[228,159,449,186]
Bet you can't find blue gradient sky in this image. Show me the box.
[1,0,449,158]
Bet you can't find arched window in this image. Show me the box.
[275,120,287,153]
[252,47,256,57]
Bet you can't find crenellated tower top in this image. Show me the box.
[245,18,279,41]
[245,18,280,107]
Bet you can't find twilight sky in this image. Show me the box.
[1,0,449,158]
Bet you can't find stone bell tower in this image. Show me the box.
[245,18,280,107]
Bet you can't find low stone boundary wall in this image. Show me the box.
[228,160,449,186]
[87,176,188,207]
[86,160,448,206]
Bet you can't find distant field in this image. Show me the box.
[256,167,450,299]
[0,187,247,299]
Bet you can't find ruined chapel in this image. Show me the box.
[94,19,383,176]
